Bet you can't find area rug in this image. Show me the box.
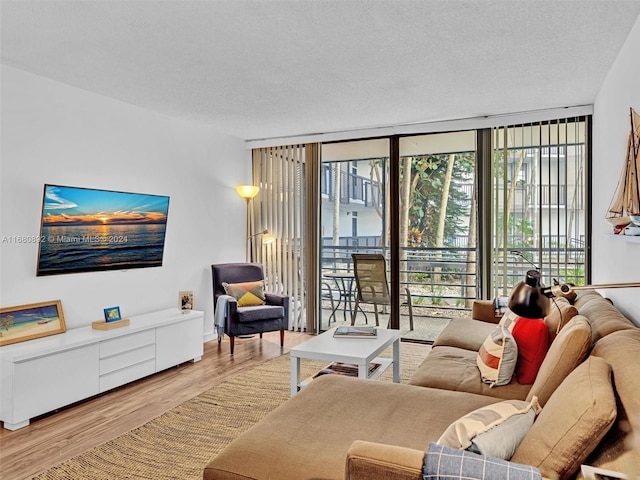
[36,343,429,480]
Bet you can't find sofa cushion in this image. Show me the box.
[575,290,635,343]
[477,326,518,387]
[432,318,497,351]
[511,318,549,385]
[223,280,266,307]
[409,346,531,401]
[572,288,607,310]
[424,442,542,480]
[585,330,640,475]
[437,397,541,459]
[512,356,617,480]
[236,305,284,322]
[525,315,591,407]
[204,375,501,480]
[544,296,578,341]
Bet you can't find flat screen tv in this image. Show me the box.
[36,184,170,276]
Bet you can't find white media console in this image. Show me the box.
[0,308,204,430]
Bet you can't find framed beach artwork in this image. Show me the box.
[0,300,66,346]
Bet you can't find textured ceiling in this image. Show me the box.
[2,0,640,141]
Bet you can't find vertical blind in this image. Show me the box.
[490,117,588,295]
[252,145,308,331]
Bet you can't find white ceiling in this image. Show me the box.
[2,0,640,142]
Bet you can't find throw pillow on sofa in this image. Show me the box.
[423,443,542,480]
[511,356,617,480]
[438,396,541,460]
[525,315,592,407]
[498,308,519,331]
[511,318,549,385]
[222,281,266,306]
[544,297,578,341]
[476,326,518,387]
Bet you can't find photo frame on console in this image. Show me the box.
[104,306,122,323]
[0,300,66,346]
[179,291,194,312]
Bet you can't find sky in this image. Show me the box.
[41,185,169,226]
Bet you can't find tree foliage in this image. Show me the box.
[405,153,474,247]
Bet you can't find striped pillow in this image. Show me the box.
[223,281,266,307]
[438,397,541,459]
[477,326,518,387]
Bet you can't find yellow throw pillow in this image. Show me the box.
[223,281,266,307]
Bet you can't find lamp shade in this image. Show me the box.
[236,185,260,199]
[248,229,274,244]
[508,270,550,318]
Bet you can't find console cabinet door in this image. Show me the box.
[155,316,203,371]
[12,344,99,424]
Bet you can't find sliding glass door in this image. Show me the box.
[252,115,589,339]
[318,132,477,342]
[397,131,477,341]
[319,139,389,332]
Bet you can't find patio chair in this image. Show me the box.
[351,253,414,331]
[211,263,289,354]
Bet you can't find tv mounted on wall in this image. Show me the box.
[36,184,170,276]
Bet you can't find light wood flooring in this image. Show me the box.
[0,331,313,480]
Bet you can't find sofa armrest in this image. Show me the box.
[344,440,424,480]
[472,299,500,324]
[222,296,238,317]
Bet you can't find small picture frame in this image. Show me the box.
[104,306,122,323]
[179,291,194,312]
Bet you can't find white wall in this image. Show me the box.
[592,14,640,324]
[0,66,250,339]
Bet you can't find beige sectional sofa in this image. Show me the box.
[203,290,640,480]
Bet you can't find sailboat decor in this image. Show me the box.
[605,107,640,234]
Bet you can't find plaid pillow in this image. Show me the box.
[423,442,542,480]
[222,281,266,307]
[498,308,519,332]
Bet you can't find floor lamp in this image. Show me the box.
[236,185,260,262]
[246,229,275,262]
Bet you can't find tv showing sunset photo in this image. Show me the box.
[36,184,170,276]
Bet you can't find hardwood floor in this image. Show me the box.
[0,331,313,480]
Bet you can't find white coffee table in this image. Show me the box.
[289,327,401,396]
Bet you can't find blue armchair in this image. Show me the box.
[211,263,289,354]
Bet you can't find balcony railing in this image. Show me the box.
[321,238,585,309]
[321,169,383,208]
